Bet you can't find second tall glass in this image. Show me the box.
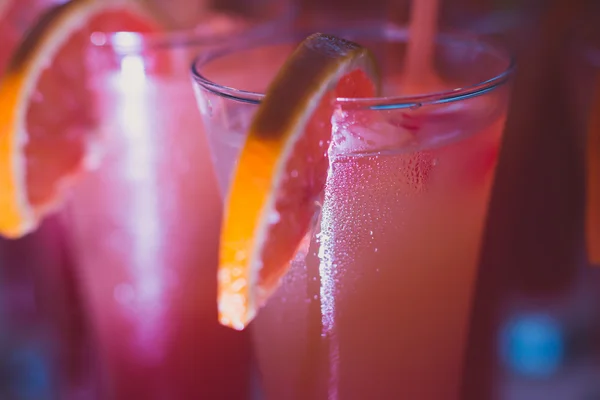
[62,19,259,400]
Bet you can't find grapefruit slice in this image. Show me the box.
[219,33,381,330]
[0,0,161,238]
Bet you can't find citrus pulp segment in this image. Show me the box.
[0,0,160,238]
[218,33,381,330]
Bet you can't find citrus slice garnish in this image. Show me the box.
[219,33,381,330]
[0,0,161,238]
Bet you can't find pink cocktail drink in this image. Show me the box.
[192,25,513,399]
[62,24,254,399]
[252,109,505,400]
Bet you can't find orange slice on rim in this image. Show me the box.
[0,0,161,238]
[219,33,381,330]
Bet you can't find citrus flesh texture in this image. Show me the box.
[0,0,161,238]
[219,33,381,330]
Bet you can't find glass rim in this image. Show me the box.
[190,25,516,110]
[87,16,288,53]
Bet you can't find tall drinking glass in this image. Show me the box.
[192,24,513,400]
[60,17,281,400]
